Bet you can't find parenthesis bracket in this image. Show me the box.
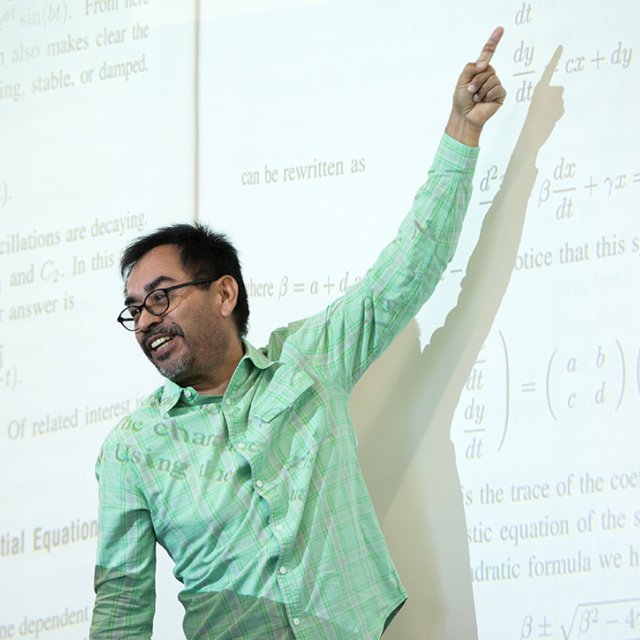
[615,340,625,411]
[497,329,510,453]
[9,365,18,391]
[546,348,557,421]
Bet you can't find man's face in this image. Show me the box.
[124,244,231,387]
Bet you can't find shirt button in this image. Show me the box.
[293,618,300,626]
[279,567,288,575]
[237,442,246,450]
[224,398,232,406]
[255,480,264,489]
[275,523,283,531]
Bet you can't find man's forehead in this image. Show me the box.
[125,244,186,296]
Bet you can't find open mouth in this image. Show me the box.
[143,329,183,357]
[149,335,173,351]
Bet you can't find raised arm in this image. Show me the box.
[287,30,506,387]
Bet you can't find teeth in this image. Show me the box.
[150,336,172,350]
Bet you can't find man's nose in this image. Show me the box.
[137,306,162,333]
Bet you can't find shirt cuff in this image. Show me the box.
[434,133,480,174]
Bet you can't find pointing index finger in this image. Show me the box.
[476,27,504,69]
[539,44,563,87]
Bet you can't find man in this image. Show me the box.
[91,28,506,639]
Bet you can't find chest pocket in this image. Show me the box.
[249,366,321,469]
[249,365,316,424]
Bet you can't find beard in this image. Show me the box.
[141,322,229,388]
[153,349,195,383]
[140,325,192,383]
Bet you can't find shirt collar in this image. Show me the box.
[241,339,275,371]
[157,339,276,414]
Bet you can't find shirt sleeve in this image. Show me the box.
[90,434,157,640]
[288,134,479,388]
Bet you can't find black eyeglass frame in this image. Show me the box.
[117,276,220,331]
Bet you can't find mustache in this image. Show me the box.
[143,325,184,339]
[141,325,184,351]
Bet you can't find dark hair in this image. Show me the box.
[120,223,249,337]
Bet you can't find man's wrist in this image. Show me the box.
[445,112,483,147]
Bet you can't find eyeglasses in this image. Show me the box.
[117,276,219,331]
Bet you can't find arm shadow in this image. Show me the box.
[350,46,565,639]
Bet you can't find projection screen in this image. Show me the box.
[1,1,638,638]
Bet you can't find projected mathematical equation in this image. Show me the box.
[511,38,633,103]
[0,0,152,106]
[0,179,8,209]
[545,342,633,420]
[510,1,634,95]
[2,2,71,30]
[0,344,19,392]
[457,332,639,459]
[246,262,475,303]
[476,157,640,222]
[517,597,640,640]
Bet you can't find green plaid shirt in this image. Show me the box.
[90,134,479,640]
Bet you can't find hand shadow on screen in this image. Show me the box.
[351,47,565,640]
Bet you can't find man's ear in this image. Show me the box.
[215,275,239,319]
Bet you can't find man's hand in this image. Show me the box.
[446,27,506,147]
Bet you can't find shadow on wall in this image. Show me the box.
[351,46,565,640]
